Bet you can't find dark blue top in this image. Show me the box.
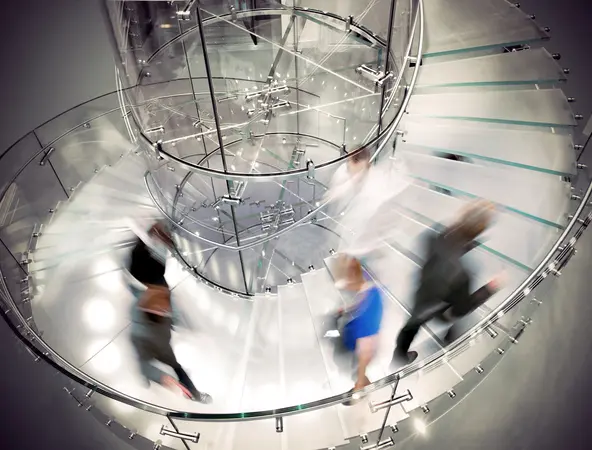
[342,285,383,351]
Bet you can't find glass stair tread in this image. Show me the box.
[238,296,283,412]
[277,284,334,403]
[392,183,564,269]
[277,283,346,450]
[423,0,548,57]
[383,203,532,273]
[417,48,566,88]
[399,118,575,176]
[401,152,570,227]
[406,89,576,127]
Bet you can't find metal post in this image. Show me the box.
[173,8,215,226]
[376,375,399,445]
[195,1,249,293]
[166,416,192,450]
[0,237,28,277]
[32,131,70,199]
[194,2,230,173]
[377,0,398,137]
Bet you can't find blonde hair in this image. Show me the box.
[455,199,495,241]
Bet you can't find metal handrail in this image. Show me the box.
[128,7,404,183]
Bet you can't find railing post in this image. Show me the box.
[377,0,398,137]
[362,375,402,450]
[194,1,250,294]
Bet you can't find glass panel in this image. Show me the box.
[47,109,135,191]
[195,6,383,156]
[0,237,28,317]
[401,117,576,176]
[407,89,577,127]
[34,93,121,146]
[418,48,567,88]
[0,135,68,265]
[401,151,571,227]
[391,0,413,71]
[422,0,548,57]
[85,390,186,449]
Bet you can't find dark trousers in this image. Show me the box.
[131,325,199,397]
[396,285,493,355]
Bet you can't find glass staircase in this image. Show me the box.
[0,1,588,450]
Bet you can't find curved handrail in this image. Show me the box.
[128,7,402,182]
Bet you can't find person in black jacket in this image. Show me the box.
[127,222,212,404]
[393,200,504,365]
[128,222,172,288]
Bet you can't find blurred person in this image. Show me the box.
[327,257,383,403]
[323,147,411,285]
[392,200,504,365]
[127,221,212,404]
[130,284,212,403]
[128,222,172,291]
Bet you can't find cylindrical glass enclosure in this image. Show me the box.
[103,0,414,294]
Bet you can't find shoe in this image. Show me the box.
[193,391,213,404]
[342,388,365,407]
[343,375,371,407]
[391,350,419,368]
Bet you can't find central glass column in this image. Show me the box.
[102,0,410,294]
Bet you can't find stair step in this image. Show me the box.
[77,182,154,207]
[400,118,575,176]
[383,204,530,271]
[402,152,570,228]
[407,89,576,127]
[392,183,563,268]
[423,0,548,58]
[238,296,283,411]
[418,48,566,88]
[278,282,346,449]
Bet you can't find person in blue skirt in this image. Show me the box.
[334,256,383,396]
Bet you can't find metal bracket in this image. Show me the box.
[360,438,395,450]
[369,389,413,412]
[160,425,199,443]
[307,159,315,180]
[275,417,284,433]
[345,15,354,32]
[376,71,394,87]
[153,140,164,160]
[144,126,165,134]
[39,147,55,166]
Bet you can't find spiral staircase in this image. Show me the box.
[0,1,590,450]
